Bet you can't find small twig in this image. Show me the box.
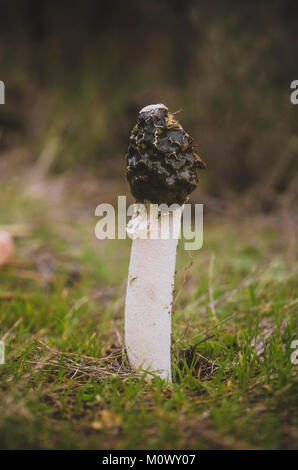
[191,311,240,348]
[173,108,183,115]
[15,269,53,282]
[1,318,22,342]
[0,293,28,301]
[208,254,217,321]
[114,326,123,347]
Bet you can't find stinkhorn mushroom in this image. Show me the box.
[124,104,206,381]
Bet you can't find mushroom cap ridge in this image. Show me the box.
[126,104,206,205]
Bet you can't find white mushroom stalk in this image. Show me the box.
[125,204,182,381]
[124,104,206,381]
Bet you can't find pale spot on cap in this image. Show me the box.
[139,104,168,113]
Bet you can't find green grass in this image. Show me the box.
[0,184,297,450]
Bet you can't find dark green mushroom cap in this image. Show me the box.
[126,104,206,205]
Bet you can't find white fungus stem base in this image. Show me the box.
[125,206,182,381]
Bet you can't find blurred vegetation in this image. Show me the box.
[0,184,297,449]
[0,0,297,211]
[0,2,297,450]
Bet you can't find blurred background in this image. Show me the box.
[0,2,297,450]
[0,0,297,216]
